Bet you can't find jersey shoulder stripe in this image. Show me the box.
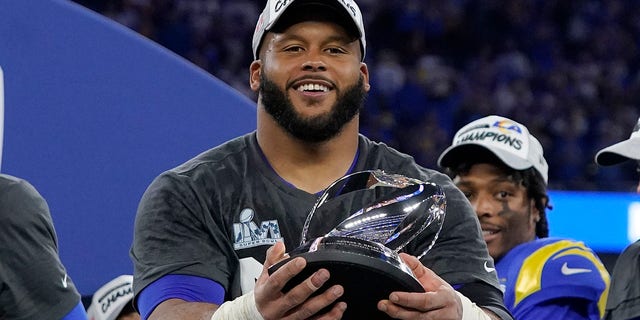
[497,238,610,318]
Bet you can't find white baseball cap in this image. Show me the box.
[595,116,640,165]
[252,0,366,60]
[438,115,549,184]
[87,275,135,320]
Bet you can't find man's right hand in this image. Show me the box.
[254,242,347,320]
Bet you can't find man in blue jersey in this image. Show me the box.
[130,0,513,319]
[595,115,640,320]
[0,173,88,319]
[439,115,611,319]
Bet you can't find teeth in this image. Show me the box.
[297,83,329,92]
[482,230,497,236]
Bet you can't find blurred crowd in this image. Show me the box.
[76,0,640,192]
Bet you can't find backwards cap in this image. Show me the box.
[595,116,640,165]
[87,275,134,320]
[252,0,366,61]
[438,115,549,184]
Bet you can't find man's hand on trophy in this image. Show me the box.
[255,242,347,320]
[377,253,463,320]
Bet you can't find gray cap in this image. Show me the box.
[438,115,549,184]
[252,0,366,61]
[595,117,640,166]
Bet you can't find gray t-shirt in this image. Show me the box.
[131,132,510,318]
[0,174,82,320]
[605,239,640,320]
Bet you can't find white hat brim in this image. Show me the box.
[595,137,640,165]
[438,143,533,171]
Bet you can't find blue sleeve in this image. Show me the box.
[511,240,610,319]
[137,274,225,320]
[534,251,609,308]
[61,301,88,320]
[514,298,601,320]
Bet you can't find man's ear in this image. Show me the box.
[360,62,371,92]
[249,60,262,92]
[530,198,541,224]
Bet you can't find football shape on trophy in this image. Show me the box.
[268,170,446,319]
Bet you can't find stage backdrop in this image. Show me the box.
[0,0,256,295]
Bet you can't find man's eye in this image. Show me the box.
[327,47,345,54]
[285,46,303,52]
[497,191,510,199]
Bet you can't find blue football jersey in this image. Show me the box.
[496,237,610,320]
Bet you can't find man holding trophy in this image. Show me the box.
[130,0,511,319]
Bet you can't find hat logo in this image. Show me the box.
[456,131,523,151]
[492,120,522,134]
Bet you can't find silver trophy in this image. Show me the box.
[268,170,446,319]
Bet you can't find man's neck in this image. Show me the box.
[257,119,360,194]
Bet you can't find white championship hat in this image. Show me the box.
[595,116,640,165]
[87,275,135,320]
[438,115,549,184]
[252,0,366,60]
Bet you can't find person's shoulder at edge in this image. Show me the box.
[0,173,88,319]
[0,173,34,195]
[0,173,48,220]
[0,172,22,184]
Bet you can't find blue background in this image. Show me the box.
[547,190,640,253]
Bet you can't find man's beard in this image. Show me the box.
[259,74,366,143]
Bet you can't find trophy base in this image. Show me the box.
[268,237,424,320]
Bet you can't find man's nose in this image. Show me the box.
[302,59,327,72]
[474,194,497,218]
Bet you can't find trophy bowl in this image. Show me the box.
[268,170,446,319]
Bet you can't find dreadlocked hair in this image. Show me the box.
[511,167,551,238]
